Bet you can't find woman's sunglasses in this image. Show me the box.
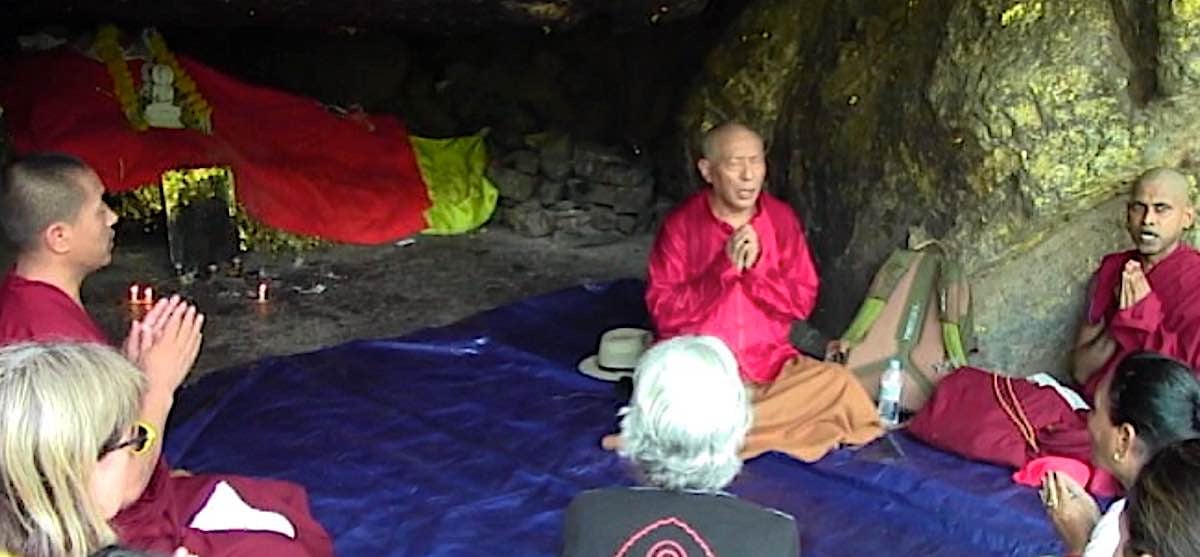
[99,421,158,459]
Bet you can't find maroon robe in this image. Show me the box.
[0,271,108,344]
[909,244,1200,496]
[0,269,334,556]
[113,460,333,556]
[1082,243,1200,399]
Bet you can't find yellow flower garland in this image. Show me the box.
[93,25,214,134]
[95,25,147,131]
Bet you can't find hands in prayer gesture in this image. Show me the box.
[121,295,205,393]
[824,340,851,363]
[726,224,760,272]
[1040,471,1100,554]
[1118,259,1152,310]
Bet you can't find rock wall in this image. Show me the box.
[683,0,1200,376]
[3,0,711,34]
[488,133,661,246]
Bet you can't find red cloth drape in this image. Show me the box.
[0,48,430,244]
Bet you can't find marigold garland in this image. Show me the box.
[94,25,147,131]
[93,25,214,134]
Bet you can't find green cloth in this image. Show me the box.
[412,132,499,235]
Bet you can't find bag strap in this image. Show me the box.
[894,252,941,395]
[992,374,1040,455]
[938,258,971,367]
[841,250,918,344]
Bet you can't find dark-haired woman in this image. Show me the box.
[1123,437,1200,557]
[1041,352,1200,557]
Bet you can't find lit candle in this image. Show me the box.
[257,282,268,303]
[129,284,140,303]
[143,287,153,305]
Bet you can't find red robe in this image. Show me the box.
[1082,243,1200,400]
[909,243,1200,495]
[0,270,334,556]
[0,48,431,244]
[114,460,333,557]
[0,272,108,344]
[646,191,819,383]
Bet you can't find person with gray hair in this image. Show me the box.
[625,121,882,464]
[563,336,799,556]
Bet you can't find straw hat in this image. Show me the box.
[577,327,652,382]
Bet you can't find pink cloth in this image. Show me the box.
[1012,456,1091,489]
[645,191,819,383]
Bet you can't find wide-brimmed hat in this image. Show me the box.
[577,327,652,382]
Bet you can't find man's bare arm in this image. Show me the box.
[1071,318,1116,386]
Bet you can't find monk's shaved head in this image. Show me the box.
[697,122,767,218]
[1126,167,1196,263]
[1133,167,1193,205]
[701,123,763,161]
[0,153,90,249]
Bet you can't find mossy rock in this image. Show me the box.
[681,0,1200,375]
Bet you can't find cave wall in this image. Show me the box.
[163,2,751,161]
[683,0,1200,375]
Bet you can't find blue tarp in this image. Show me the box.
[165,279,1064,557]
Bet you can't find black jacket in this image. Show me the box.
[562,487,799,557]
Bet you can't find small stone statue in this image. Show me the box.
[142,63,183,129]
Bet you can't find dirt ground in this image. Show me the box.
[74,226,651,382]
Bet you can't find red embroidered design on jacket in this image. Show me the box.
[613,516,717,557]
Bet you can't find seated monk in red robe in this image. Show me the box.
[608,123,883,462]
[0,153,333,556]
[1072,167,1200,400]
[908,167,1200,517]
[1042,167,1200,547]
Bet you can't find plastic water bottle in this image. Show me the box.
[878,359,904,428]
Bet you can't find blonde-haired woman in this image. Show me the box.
[0,342,192,557]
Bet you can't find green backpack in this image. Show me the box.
[838,238,974,411]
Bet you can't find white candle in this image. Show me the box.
[129,284,140,303]
[143,287,153,305]
[257,282,268,303]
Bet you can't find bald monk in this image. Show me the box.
[607,123,883,462]
[1073,167,1200,400]
[906,167,1200,499]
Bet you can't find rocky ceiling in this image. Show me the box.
[0,0,710,33]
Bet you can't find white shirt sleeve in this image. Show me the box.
[1083,498,1126,557]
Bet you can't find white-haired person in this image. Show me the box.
[0,343,195,557]
[562,335,799,556]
